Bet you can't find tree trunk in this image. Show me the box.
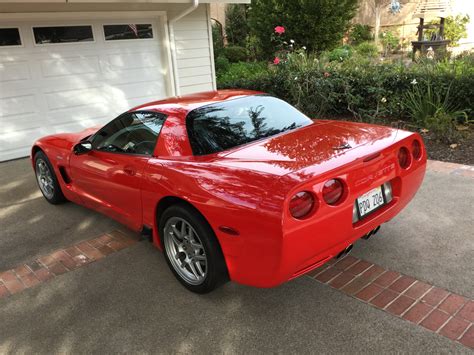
[374,6,382,46]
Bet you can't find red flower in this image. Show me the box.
[324,72,331,78]
[274,26,285,35]
[273,57,281,65]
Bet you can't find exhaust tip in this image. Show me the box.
[336,244,354,259]
[362,230,373,240]
[345,244,353,255]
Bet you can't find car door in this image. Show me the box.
[69,111,166,230]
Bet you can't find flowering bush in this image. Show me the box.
[218,54,474,138]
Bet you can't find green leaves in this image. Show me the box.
[248,0,358,59]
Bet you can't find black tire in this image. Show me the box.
[159,203,229,293]
[34,151,67,205]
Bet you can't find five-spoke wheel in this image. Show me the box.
[34,151,66,204]
[159,204,228,293]
[164,217,208,285]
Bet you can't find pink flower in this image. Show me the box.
[273,57,281,65]
[324,72,331,78]
[274,26,285,35]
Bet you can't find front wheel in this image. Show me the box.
[159,204,228,293]
[34,151,67,204]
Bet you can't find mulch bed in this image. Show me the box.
[422,130,474,166]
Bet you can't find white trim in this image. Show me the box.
[0,11,167,21]
[160,13,176,96]
[31,24,95,46]
[168,0,199,96]
[206,3,216,91]
[102,22,155,43]
[0,26,24,48]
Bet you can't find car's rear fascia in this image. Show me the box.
[229,133,426,288]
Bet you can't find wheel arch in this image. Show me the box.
[155,196,215,239]
[31,145,44,168]
[154,195,228,271]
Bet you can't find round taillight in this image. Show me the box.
[289,191,315,219]
[412,140,422,160]
[322,179,344,205]
[398,147,411,169]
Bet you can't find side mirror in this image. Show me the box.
[73,141,92,155]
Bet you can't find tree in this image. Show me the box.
[248,0,359,59]
[365,0,407,46]
[426,14,470,46]
[225,4,250,46]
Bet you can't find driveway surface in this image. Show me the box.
[0,158,473,353]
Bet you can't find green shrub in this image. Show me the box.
[380,31,400,56]
[349,24,373,45]
[248,0,358,59]
[325,45,353,62]
[404,81,469,142]
[223,46,248,63]
[217,53,474,129]
[212,22,224,59]
[215,56,230,73]
[217,62,269,84]
[225,4,250,47]
[354,42,379,58]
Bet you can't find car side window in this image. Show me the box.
[91,111,166,156]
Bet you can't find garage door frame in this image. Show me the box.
[0,11,175,96]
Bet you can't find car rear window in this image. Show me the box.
[186,95,312,155]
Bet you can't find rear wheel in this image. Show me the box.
[34,151,67,204]
[159,204,228,293]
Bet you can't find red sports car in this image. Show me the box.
[32,90,426,293]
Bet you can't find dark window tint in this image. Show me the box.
[0,28,21,46]
[104,24,153,41]
[33,26,93,44]
[187,95,313,155]
[92,111,166,156]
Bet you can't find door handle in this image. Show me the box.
[123,167,136,176]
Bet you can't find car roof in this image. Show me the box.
[129,89,264,115]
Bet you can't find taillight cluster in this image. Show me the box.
[289,139,423,220]
[289,192,316,219]
[289,179,345,219]
[398,139,423,169]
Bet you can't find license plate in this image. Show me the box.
[357,186,385,218]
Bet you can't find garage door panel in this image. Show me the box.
[100,67,164,84]
[46,103,114,125]
[41,56,101,77]
[0,62,31,82]
[115,81,166,100]
[0,95,37,117]
[106,52,161,70]
[1,113,45,132]
[45,87,107,111]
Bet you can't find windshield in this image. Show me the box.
[186,95,313,155]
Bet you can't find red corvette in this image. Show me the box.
[32,90,426,293]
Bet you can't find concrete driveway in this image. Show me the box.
[0,158,473,353]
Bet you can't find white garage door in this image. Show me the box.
[0,17,169,161]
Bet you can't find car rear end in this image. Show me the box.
[274,132,426,284]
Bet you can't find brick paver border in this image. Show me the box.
[427,160,474,178]
[306,255,474,349]
[0,230,139,299]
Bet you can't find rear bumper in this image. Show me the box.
[230,155,426,288]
